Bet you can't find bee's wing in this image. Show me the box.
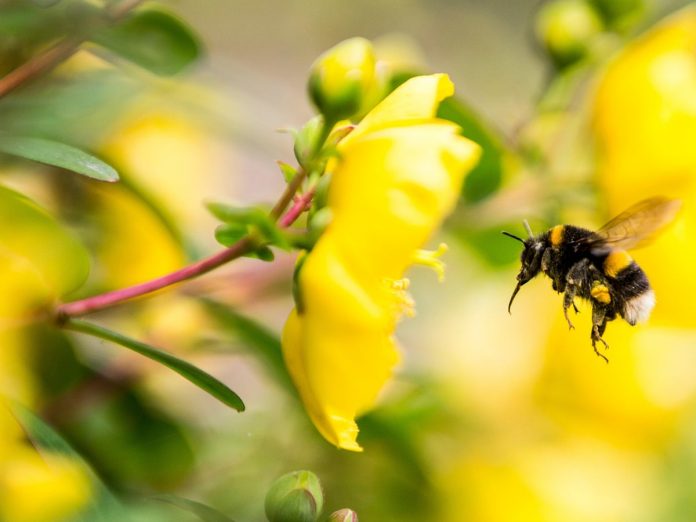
[588,197,682,254]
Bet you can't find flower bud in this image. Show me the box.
[294,116,325,169]
[264,470,323,522]
[535,0,603,67]
[328,508,359,522]
[308,37,376,121]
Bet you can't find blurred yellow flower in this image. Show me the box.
[0,183,92,521]
[0,442,91,522]
[282,74,480,451]
[593,5,696,326]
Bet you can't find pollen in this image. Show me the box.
[383,277,415,318]
[412,243,448,282]
[591,281,612,304]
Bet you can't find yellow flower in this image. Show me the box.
[593,5,696,327]
[282,74,480,451]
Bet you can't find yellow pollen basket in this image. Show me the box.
[591,281,612,304]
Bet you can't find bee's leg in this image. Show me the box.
[563,287,577,330]
[563,259,590,329]
[591,305,609,363]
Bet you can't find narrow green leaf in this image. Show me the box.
[64,319,245,412]
[0,134,118,182]
[200,299,295,394]
[154,495,236,522]
[11,403,124,521]
[92,8,201,76]
[277,160,298,183]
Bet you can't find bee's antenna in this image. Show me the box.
[523,219,534,238]
[501,231,525,244]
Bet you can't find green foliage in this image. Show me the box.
[64,319,246,412]
[60,386,196,491]
[155,495,237,522]
[201,299,295,393]
[92,8,201,76]
[207,201,291,260]
[460,223,525,267]
[0,68,141,146]
[0,133,119,181]
[30,0,62,7]
[12,403,125,522]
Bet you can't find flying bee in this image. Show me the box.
[503,197,681,362]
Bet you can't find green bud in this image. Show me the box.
[264,470,323,522]
[308,37,376,121]
[294,116,325,169]
[535,0,603,67]
[328,509,359,522]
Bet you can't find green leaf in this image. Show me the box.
[92,8,201,76]
[154,495,236,522]
[214,223,247,247]
[0,69,141,147]
[277,160,298,183]
[206,202,266,224]
[252,245,275,262]
[0,184,90,296]
[11,403,125,521]
[200,299,295,394]
[207,202,290,250]
[64,319,245,412]
[0,134,119,182]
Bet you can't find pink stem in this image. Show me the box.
[57,183,313,319]
[279,189,315,227]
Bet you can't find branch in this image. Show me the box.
[56,170,311,319]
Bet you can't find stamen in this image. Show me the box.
[412,243,448,282]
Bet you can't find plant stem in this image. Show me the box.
[56,170,311,319]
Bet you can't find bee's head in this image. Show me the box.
[502,220,545,313]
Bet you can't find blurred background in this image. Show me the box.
[1,0,696,520]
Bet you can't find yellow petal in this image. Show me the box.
[342,73,455,145]
[282,74,481,450]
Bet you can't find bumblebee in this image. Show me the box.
[504,197,681,362]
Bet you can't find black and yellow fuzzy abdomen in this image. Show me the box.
[601,249,654,325]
